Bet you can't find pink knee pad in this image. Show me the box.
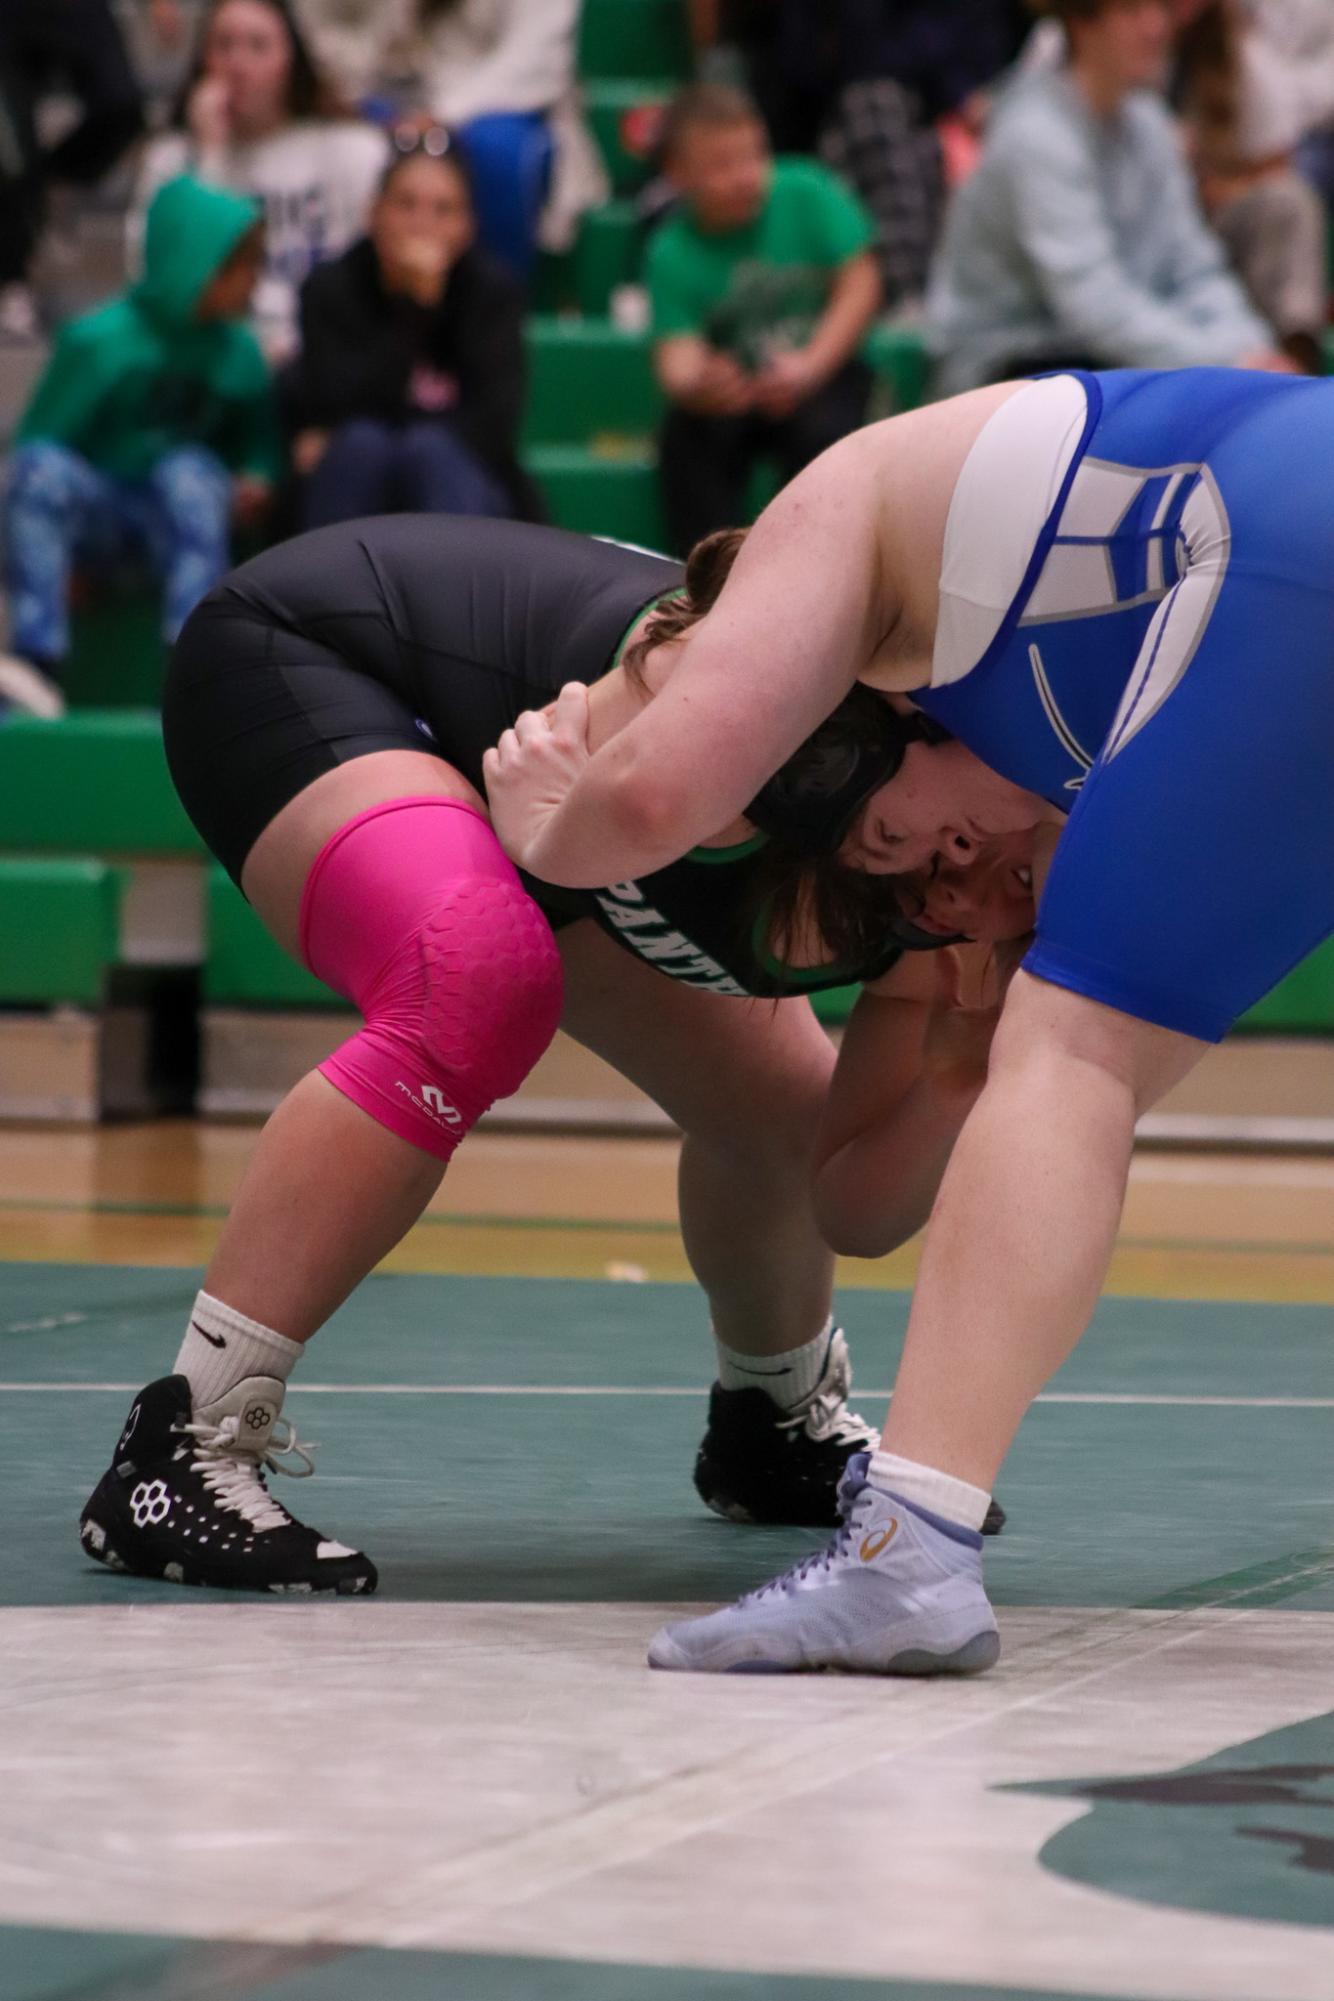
[299,796,563,1160]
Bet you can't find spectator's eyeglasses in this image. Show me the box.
[391,123,457,161]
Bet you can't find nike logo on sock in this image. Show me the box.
[191,1320,226,1350]
[733,1364,792,1378]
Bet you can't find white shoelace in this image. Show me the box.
[176,1413,315,1534]
[776,1343,877,1447]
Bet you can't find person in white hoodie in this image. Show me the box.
[131,0,388,363]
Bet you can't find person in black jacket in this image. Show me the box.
[289,131,538,528]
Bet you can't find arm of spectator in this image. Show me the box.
[15,323,112,455]
[231,356,285,490]
[1150,119,1292,367]
[653,334,755,415]
[753,250,881,418]
[1004,111,1279,370]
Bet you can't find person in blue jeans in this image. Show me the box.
[288,135,540,531]
[2,175,279,707]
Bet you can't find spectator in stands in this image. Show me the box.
[131,0,388,363]
[1174,0,1327,373]
[1248,0,1334,210]
[693,4,1027,299]
[411,0,608,285]
[1,176,280,707]
[288,133,539,528]
[648,84,882,558]
[925,0,1293,393]
[0,0,144,341]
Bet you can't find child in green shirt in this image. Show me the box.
[648,84,882,555]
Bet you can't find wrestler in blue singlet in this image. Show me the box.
[909,367,1334,1042]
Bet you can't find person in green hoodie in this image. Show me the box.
[1,174,280,708]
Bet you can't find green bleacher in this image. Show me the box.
[0,859,119,1006]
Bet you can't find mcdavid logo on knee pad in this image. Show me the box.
[395,1079,464,1127]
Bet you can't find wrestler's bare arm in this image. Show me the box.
[486,432,891,887]
[812,945,1003,1259]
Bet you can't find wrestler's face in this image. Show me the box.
[842,738,1047,880]
[910,829,1037,944]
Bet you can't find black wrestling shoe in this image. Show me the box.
[693,1329,1008,1535]
[693,1327,880,1529]
[78,1374,377,1595]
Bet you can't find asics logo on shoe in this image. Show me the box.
[859,1520,899,1561]
[191,1320,226,1349]
[245,1405,272,1430]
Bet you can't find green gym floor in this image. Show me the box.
[2,1255,1332,2001]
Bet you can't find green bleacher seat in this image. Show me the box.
[526,444,667,546]
[0,712,200,854]
[524,317,662,445]
[572,201,643,316]
[1238,937,1334,1034]
[65,595,165,709]
[865,323,930,413]
[0,858,119,1005]
[585,81,669,195]
[205,867,342,1009]
[577,0,691,84]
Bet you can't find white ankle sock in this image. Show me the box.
[174,1291,303,1413]
[868,1450,991,1533]
[715,1315,835,1410]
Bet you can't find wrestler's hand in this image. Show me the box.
[920,945,1001,1096]
[483,682,591,871]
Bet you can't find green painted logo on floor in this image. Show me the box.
[1013,1710,1334,1929]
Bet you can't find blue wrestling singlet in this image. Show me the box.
[909,367,1334,1041]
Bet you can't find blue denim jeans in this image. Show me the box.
[299,418,513,531]
[458,111,554,286]
[4,440,232,663]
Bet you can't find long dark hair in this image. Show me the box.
[171,0,344,129]
[622,527,746,685]
[621,526,932,976]
[1174,2,1243,174]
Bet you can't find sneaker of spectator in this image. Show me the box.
[286,132,540,529]
[924,0,1295,393]
[0,655,67,720]
[3,176,282,697]
[647,83,883,557]
[1174,0,1328,373]
[129,0,389,364]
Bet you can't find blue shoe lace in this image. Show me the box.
[743,1471,875,1605]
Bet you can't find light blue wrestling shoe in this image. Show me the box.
[648,1454,999,1676]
